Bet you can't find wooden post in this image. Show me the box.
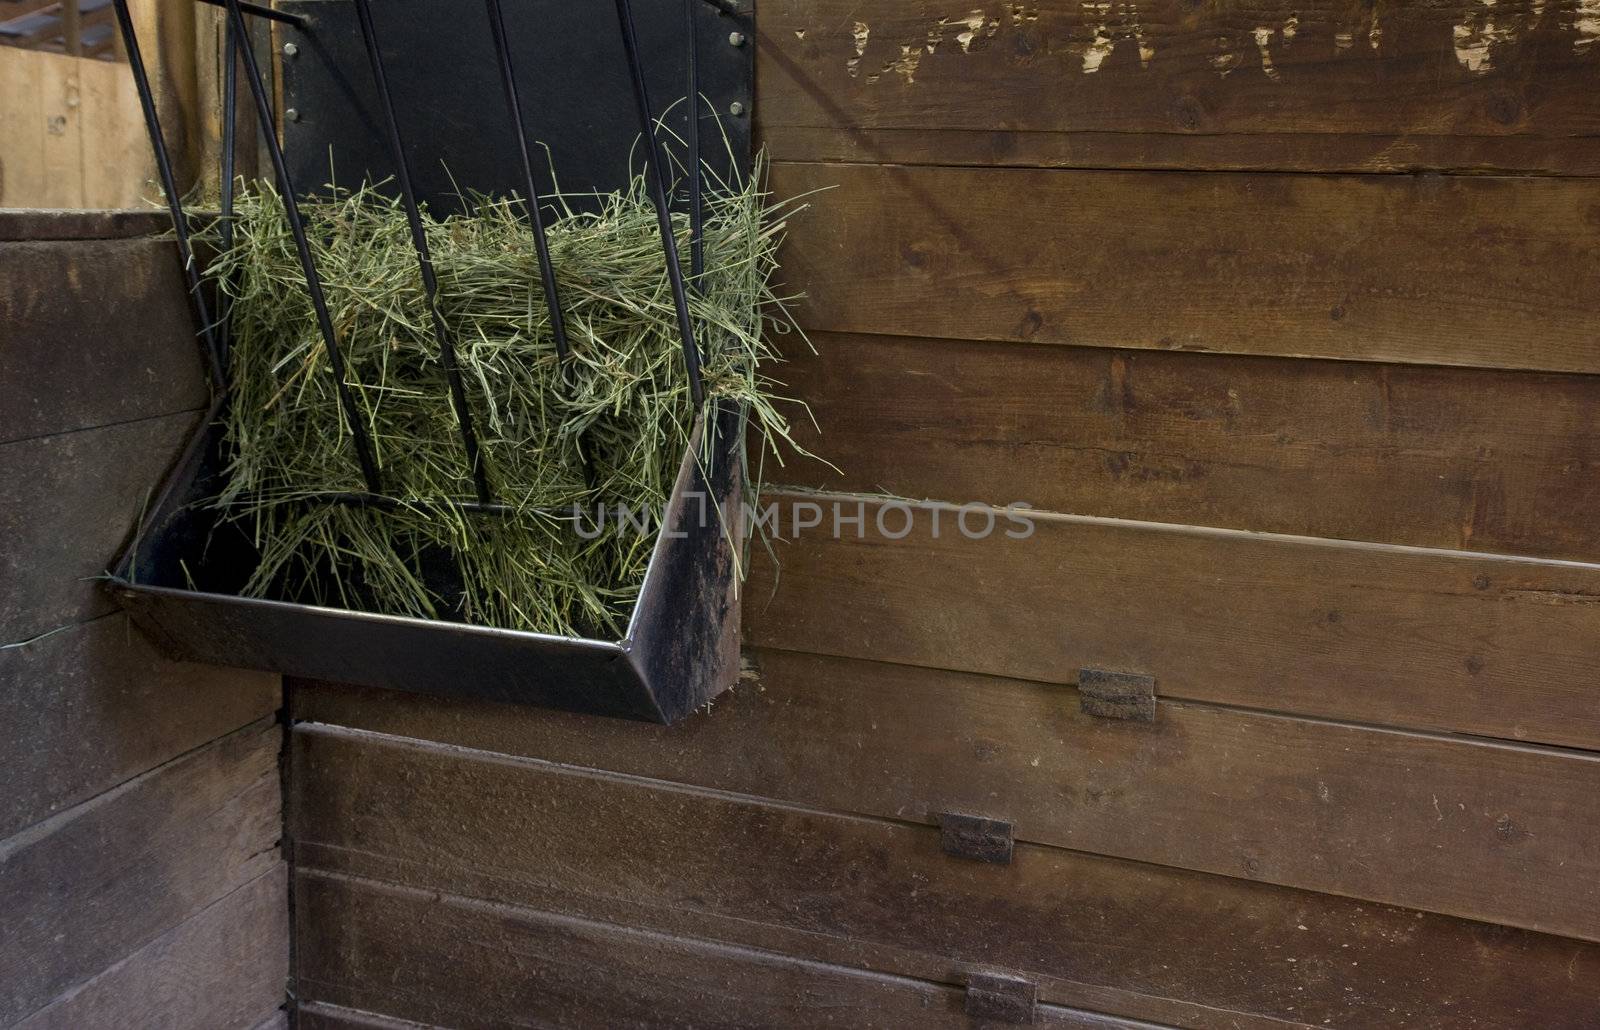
[62,0,83,56]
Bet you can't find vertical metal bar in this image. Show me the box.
[220,0,384,494]
[483,0,572,370]
[613,0,705,407]
[683,0,703,284]
[109,0,224,392]
[352,0,493,504]
[216,19,238,371]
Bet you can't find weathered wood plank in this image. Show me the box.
[0,49,82,208]
[291,654,1600,940]
[15,867,289,1030]
[761,125,1600,177]
[0,238,209,444]
[770,162,1600,374]
[0,210,172,242]
[757,0,1600,174]
[73,47,155,208]
[298,1002,436,1030]
[0,611,280,839]
[297,871,1178,1029]
[289,724,1600,1029]
[772,331,1600,561]
[0,409,201,644]
[248,1012,291,1030]
[742,494,1600,749]
[0,720,282,1026]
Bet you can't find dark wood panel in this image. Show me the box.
[741,493,1600,749]
[290,725,1600,1029]
[298,1002,435,1030]
[0,210,173,243]
[294,653,1600,939]
[297,871,1183,1029]
[770,162,1600,373]
[0,720,282,1026]
[14,868,289,1030]
[0,409,200,643]
[772,331,1600,561]
[295,645,1600,940]
[0,612,280,838]
[757,0,1600,174]
[0,239,208,445]
[761,126,1600,177]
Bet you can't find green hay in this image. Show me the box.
[203,153,811,638]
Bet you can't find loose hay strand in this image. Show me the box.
[207,153,810,638]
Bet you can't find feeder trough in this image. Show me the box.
[105,0,757,723]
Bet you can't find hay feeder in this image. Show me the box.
[105,0,756,723]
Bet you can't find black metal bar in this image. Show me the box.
[352,0,493,505]
[216,19,238,371]
[699,0,742,16]
[684,0,704,285]
[109,0,224,393]
[194,0,305,28]
[614,0,705,407]
[220,24,237,254]
[483,0,573,371]
[221,0,384,494]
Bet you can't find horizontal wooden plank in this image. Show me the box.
[770,162,1600,373]
[756,0,1600,174]
[761,126,1600,177]
[298,870,1178,1029]
[742,494,1600,749]
[15,867,289,1030]
[298,1002,434,1030]
[0,720,282,1026]
[290,724,1600,1029]
[772,331,1600,561]
[0,238,208,445]
[291,647,1600,939]
[0,611,281,839]
[0,409,201,644]
[0,210,173,243]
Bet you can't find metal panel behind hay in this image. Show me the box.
[279,0,753,211]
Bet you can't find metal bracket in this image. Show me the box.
[937,812,1014,865]
[1078,668,1157,722]
[965,971,1038,1025]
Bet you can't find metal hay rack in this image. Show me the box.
[106,0,755,723]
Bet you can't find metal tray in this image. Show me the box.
[109,399,746,723]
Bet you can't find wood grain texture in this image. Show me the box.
[0,49,154,208]
[0,611,280,839]
[14,867,289,1030]
[0,210,173,242]
[757,0,1600,174]
[289,723,1600,1029]
[762,125,1600,177]
[739,494,1600,749]
[0,409,201,644]
[298,870,1188,1030]
[0,720,282,1026]
[291,649,1600,940]
[298,1002,435,1030]
[772,331,1600,561]
[770,162,1600,373]
[0,238,209,444]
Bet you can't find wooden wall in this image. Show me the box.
[0,0,234,210]
[289,2,1600,1026]
[0,211,287,1030]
